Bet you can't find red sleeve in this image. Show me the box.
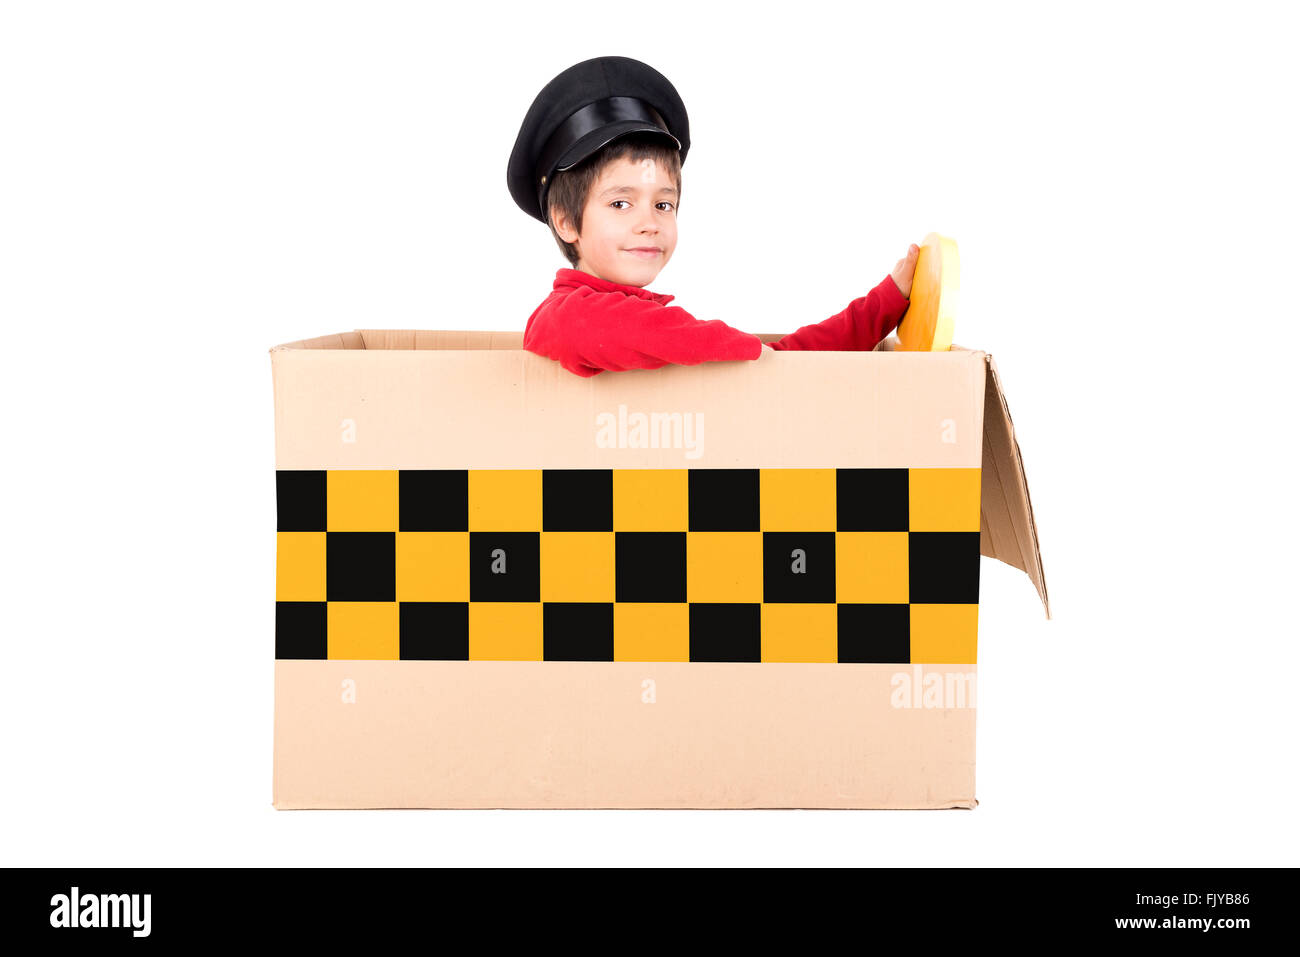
[525,285,764,377]
[766,274,909,352]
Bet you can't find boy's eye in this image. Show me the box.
[609,200,676,211]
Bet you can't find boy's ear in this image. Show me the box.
[550,205,578,244]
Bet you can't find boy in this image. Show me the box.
[508,57,918,378]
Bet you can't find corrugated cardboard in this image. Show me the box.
[269,330,1046,809]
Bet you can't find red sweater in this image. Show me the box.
[523,268,910,378]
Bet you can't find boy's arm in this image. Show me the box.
[526,286,765,377]
[765,274,909,352]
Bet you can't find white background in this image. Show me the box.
[2,0,1297,866]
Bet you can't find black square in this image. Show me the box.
[277,470,326,532]
[763,531,836,603]
[837,604,910,662]
[689,469,759,531]
[615,532,686,602]
[400,470,467,531]
[909,532,981,603]
[399,602,468,659]
[689,604,761,661]
[275,601,327,659]
[326,532,395,601]
[544,469,613,531]
[469,532,539,602]
[543,603,614,660]
[837,468,908,531]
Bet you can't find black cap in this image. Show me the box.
[507,56,690,225]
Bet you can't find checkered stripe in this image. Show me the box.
[275,468,981,663]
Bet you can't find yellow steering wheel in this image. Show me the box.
[896,232,959,352]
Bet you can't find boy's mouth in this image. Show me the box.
[625,247,662,259]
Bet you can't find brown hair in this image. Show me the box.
[545,132,683,267]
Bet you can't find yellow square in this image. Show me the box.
[469,469,542,531]
[761,604,838,662]
[687,532,763,602]
[396,532,468,601]
[909,468,981,532]
[328,601,399,660]
[836,532,908,603]
[276,532,326,601]
[613,469,688,530]
[614,603,690,661]
[540,532,615,601]
[469,602,543,660]
[910,603,979,664]
[760,468,837,531]
[327,470,398,531]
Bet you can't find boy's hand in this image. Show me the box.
[891,243,920,298]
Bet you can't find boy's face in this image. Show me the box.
[554,156,679,287]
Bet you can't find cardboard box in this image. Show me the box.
[270,330,1048,809]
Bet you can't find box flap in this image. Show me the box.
[269,330,366,352]
[357,329,526,350]
[980,354,1050,618]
